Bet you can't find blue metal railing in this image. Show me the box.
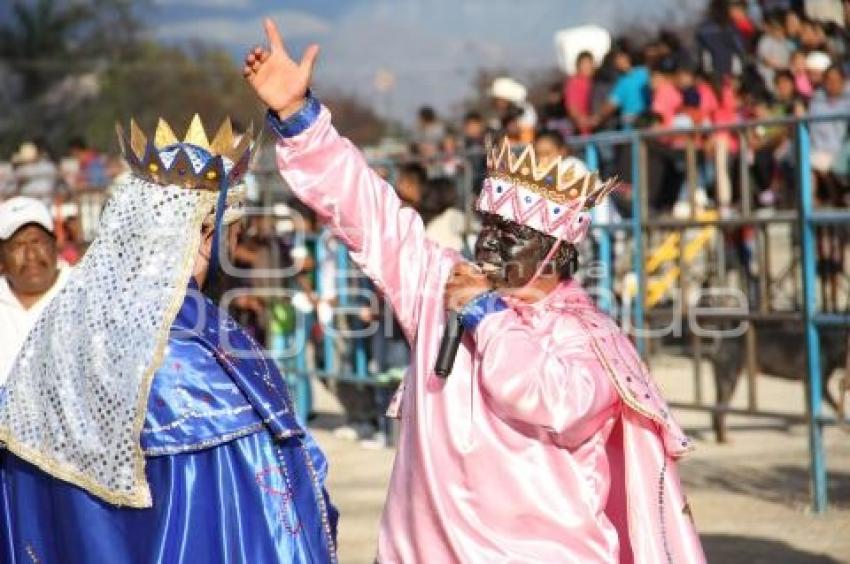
[266,114,850,512]
[795,122,850,514]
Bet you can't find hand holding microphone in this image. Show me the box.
[435,263,494,378]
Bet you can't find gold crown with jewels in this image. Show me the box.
[116,115,253,191]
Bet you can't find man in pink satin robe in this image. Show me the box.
[245,19,707,564]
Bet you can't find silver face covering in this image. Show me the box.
[0,176,221,507]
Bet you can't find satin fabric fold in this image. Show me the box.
[0,282,338,563]
[1,434,325,563]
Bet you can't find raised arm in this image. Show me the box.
[244,19,448,338]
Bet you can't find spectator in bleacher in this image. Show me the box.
[539,82,571,138]
[461,111,488,195]
[659,29,696,71]
[774,69,809,114]
[800,16,830,51]
[533,129,571,167]
[10,142,59,205]
[824,21,850,59]
[0,197,68,385]
[67,137,108,190]
[499,106,526,144]
[396,162,428,209]
[747,93,789,205]
[696,0,746,80]
[414,106,446,161]
[691,69,720,119]
[592,42,650,128]
[437,131,463,177]
[651,57,685,128]
[489,77,537,144]
[422,176,465,253]
[564,51,596,134]
[731,0,760,47]
[765,70,806,205]
[757,10,795,88]
[416,106,445,140]
[58,216,84,266]
[672,87,716,211]
[785,8,804,47]
[673,87,708,133]
[792,49,816,96]
[808,64,850,203]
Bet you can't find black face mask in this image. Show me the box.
[474,214,550,289]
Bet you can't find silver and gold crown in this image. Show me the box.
[116,115,253,191]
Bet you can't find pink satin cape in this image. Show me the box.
[275,107,706,564]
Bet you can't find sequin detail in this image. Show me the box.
[0,177,214,507]
[659,457,673,564]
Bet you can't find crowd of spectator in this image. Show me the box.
[400,0,850,218]
[0,138,113,203]
[0,138,115,266]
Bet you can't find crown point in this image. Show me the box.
[129,119,147,160]
[184,114,210,149]
[154,118,179,149]
[211,118,235,159]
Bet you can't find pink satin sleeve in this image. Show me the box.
[275,107,453,339]
[473,310,619,443]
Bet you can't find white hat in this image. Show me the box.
[11,142,39,165]
[0,196,54,240]
[806,51,832,73]
[489,77,527,105]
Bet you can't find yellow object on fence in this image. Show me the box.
[644,210,718,308]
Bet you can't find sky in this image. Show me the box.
[151,0,705,122]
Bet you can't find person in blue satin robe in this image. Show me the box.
[0,276,338,563]
[0,274,338,563]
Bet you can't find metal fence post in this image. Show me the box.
[586,143,614,314]
[338,245,369,378]
[316,230,336,375]
[293,310,312,423]
[797,122,828,514]
[632,133,647,356]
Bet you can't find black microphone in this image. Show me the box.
[434,310,464,378]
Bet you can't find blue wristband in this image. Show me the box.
[266,91,322,138]
[458,291,508,332]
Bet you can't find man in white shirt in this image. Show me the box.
[0,197,68,385]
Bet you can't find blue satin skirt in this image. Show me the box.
[0,431,337,563]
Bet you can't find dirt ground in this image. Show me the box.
[310,353,850,564]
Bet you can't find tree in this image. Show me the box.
[80,41,264,153]
[0,1,393,158]
[320,90,393,147]
[0,0,148,155]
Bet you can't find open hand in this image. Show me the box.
[444,262,493,311]
[243,18,320,119]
